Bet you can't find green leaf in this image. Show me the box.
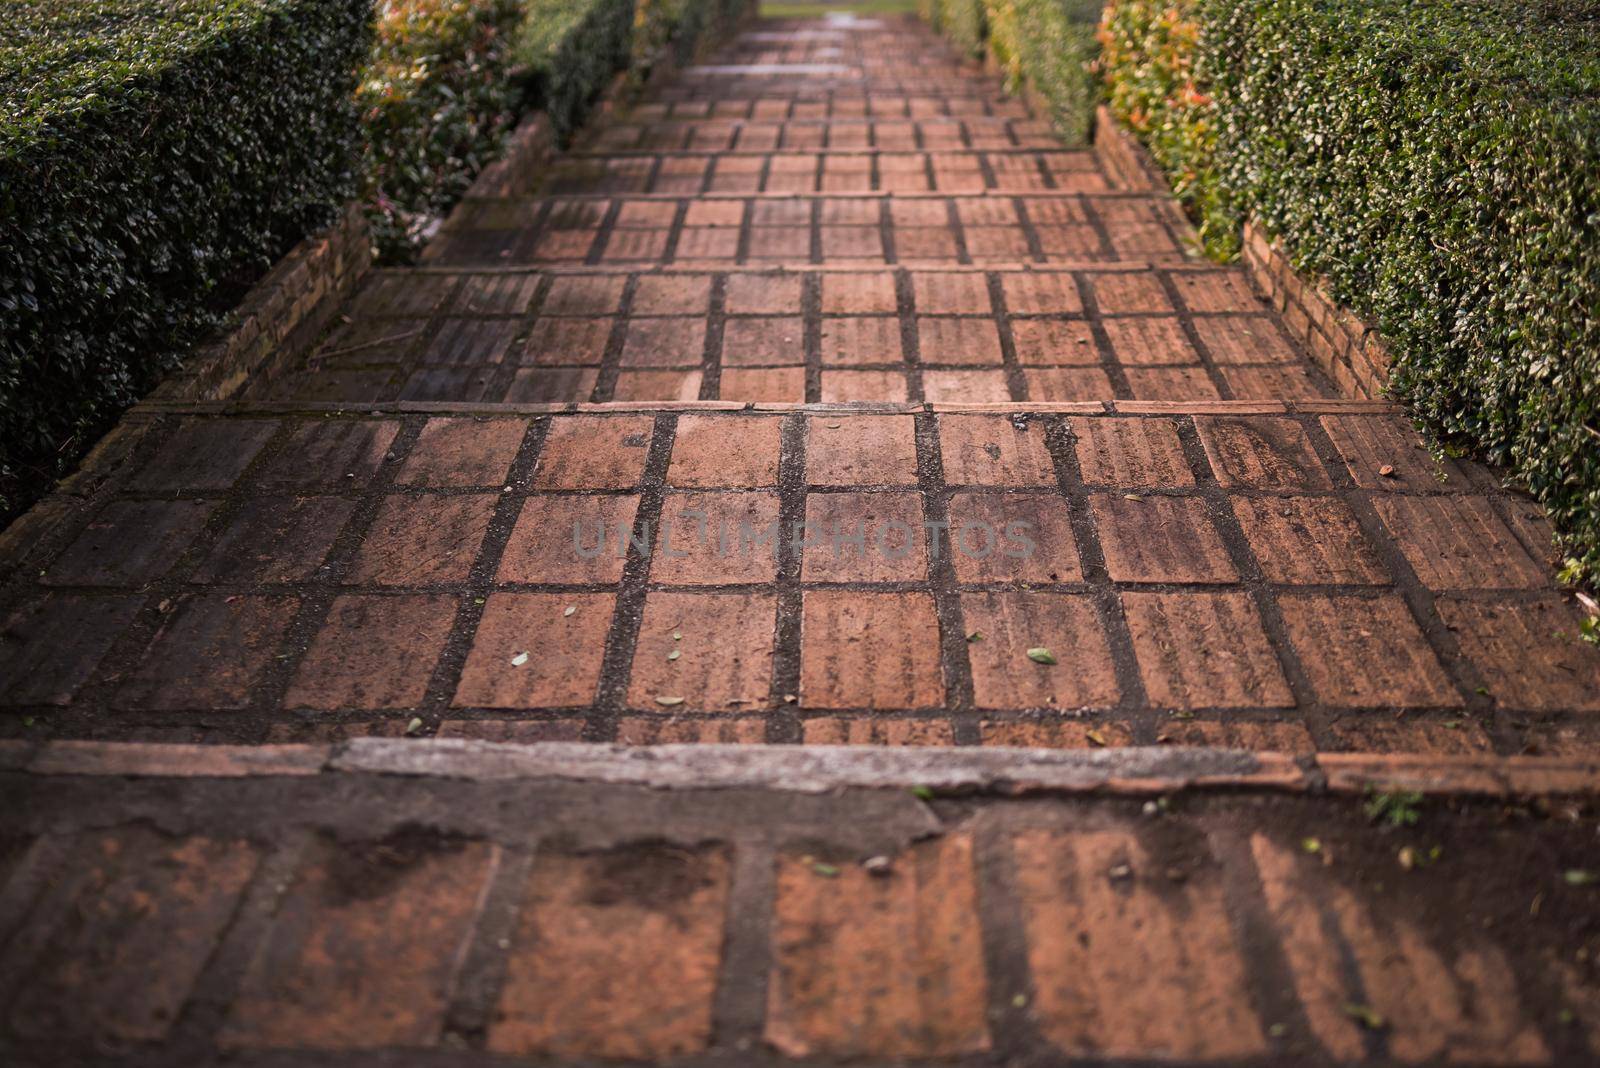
[1026,647,1057,665]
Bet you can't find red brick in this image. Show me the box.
[523,318,612,365]
[621,317,707,368]
[631,274,713,314]
[347,495,496,585]
[542,275,626,315]
[398,418,527,487]
[1320,414,1473,491]
[1223,362,1332,400]
[766,836,990,1058]
[256,420,400,488]
[1171,270,1260,312]
[803,491,927,582]
[616,716,768,743]
[1372,495,1548,590]
[44,499,215,587]
[1123,591,1292,708]
[726,273,804,314]
[1009,319,1098,365]
[533,415,654,489]
[819,368,909,401]
[1088,273,1172,314]
[668,414,783,487]
[1156,718,1313,750]
[652,491,781,584]
[1251,834,1548,1064]
[118,594,299,710]
[961,592,1117,709]
[287,594,456,709]
[1194,416,1331,490]
[129,418,276,492]
[917,317,1003,364]
[922,369,1012,402]
[1035,224,1102,256]
[506,366,598,402]
[819,316,903,365]
[801,591,943,708]
[1436,597,1600,711]
[1230,496,1388,585]
[600,229,668,261]
[1122,366,1222,400]
[1072,416,1192,487]
[626,590,775,709]
[822,272,898,313]
[1277,593,1457,708]
[1102,317,1200,366]
[1013,829,1265,1059]
[7,828,258,1043]
[913,271,991,314]
[500,494,638,584]
[938,414,1056,485]
[453,593,613,707]
[490,844,730,1059]
[613,369,703,400]
[1326,717,1495,754]
[0,594,141,705]
[1193,317,1298,364]
[1026,367,1115,399]
[807,415,919,485]
[1002,272,1083,315]
[721,366,806,401]
[222,832,497,1049]
[1092,495,1238,583]
[947,491,1079,583]
[800,717,955,744]
[454,273,541,315]
[979,719,1135,747]
[723,316,805,366]
[747,226,809,259]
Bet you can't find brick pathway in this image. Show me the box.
[3,14,1598,754]
[3,740,1600,1063]
[4,14,1600,1063]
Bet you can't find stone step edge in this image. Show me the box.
[130,398,1403,418]
[7,739,1598,799]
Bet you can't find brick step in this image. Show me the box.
[229,263,1334,406]
[5,406,1594,751]
[2,740,1598,1062]
[427,192,1193,267]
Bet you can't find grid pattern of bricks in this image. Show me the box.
[428,195,1190,266]
[253,265,1334,405]
[3,770,1597,1064]
[3,408,1591,752]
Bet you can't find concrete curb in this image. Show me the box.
[10,739,1600,798]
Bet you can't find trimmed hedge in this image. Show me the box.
[985,0,1101,144]
[935,0,986,58]
[361,0,525,259]
[921,0,1100,144]
[1101,0,1600,584]
[0,0,370,519]
[511,0,637,141]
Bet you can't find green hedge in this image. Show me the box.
[984,0,1102,144]
[935,0,986,57]
[511,0,637,141]
[0,0,370,520]
[1101,0,1600,585]
[361,0,525,259]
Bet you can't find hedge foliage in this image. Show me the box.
[1100,0,1600,584]
[921,0,1100,144]
[361,0,525,258]
[511,0,636,140]
[984,0,1102,144]
[0,0,370,518]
